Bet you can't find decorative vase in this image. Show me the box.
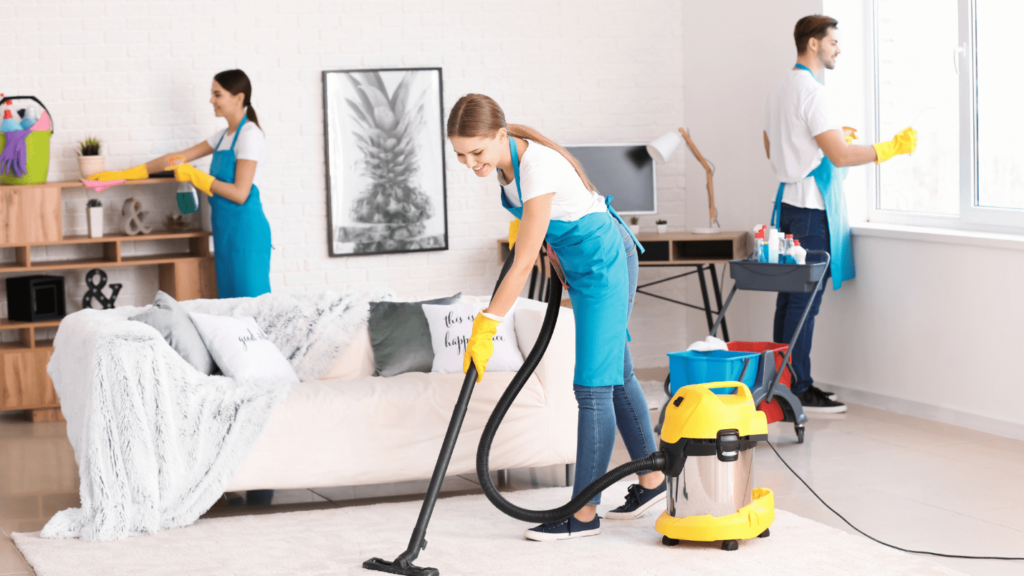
[87,206,103,238]
[78,155,105,179]
[629,224,640,235]
[657,224,668,234]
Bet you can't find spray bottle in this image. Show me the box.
[783,234,794,264]
[789,239,807,265]
[753,228,765,262]
[0,97,22,132]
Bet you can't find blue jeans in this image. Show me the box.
[773,204,831,395]
[570,220,659,506]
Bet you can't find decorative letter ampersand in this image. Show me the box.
[121,197,152,236]
[82,269,122,310]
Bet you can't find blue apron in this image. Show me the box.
[209,116,273,298]
[771,63,855,290]
[501,137,643,387]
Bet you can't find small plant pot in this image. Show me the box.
[87,206,103,238]
[657,224,668,234]
[629,224,641,235]
[78,155,105,179]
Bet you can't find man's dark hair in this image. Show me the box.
[794,15,839,54]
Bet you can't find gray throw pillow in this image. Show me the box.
[369,293,461,377]
[130,291,216,375]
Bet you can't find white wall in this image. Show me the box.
[680,0,823,344]
[1,0,687,367]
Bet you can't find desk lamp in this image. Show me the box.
[647,128,720,234]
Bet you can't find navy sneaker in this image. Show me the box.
[604,482,667,520]
[524,515,601,541]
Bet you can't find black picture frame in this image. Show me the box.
[322,67,449,257]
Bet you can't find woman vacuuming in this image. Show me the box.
[88,69,273,300]
[448,94,665,541]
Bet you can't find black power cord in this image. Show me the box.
[766,440,1024,561]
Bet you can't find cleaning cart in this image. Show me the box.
[660,252,830,443]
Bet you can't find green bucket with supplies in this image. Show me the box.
[0,95,53,185]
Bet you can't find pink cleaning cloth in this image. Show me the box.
[31,111,51,132]
[82,178,126,192]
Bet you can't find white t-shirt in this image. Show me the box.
[497,140,607,222]
[763,68,842,210]
[206,121,265,188]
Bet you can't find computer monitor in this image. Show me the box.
[563,143,656,215]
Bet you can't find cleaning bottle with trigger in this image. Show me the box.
[0,97,22,132]
[169,155,200,215]
[788,239,806,265]
[753,227,765,262]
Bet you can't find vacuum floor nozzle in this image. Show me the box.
[363,558,439,576]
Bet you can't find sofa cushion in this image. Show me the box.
[129,291,215,374]
[368,293,461,377]
[319,324,375,381]
[421,302,524,375]
[189,312,299,384]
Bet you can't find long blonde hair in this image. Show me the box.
[447,94,596,192]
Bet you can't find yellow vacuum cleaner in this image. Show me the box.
[656,382,774,551]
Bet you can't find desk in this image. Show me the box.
[497,230,749,340]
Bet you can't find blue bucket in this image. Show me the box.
[667,350,761,395]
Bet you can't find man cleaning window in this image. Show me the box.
[763,14,917,413]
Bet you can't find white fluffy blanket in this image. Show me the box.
[41,291,369,541]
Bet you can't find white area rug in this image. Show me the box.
[13,483,964,576]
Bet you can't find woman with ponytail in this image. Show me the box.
[449,94,665,541]
[89,69,273,299]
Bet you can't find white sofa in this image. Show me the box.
[224,296,578,492]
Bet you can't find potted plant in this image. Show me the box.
[629,216,640,235]
[77,136,104,179]
[87,198,103,238]
[656,219,668,234]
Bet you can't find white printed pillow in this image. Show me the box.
[189,311,300,384]
[421,303,524,375]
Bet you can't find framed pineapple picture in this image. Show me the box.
[322,67,449,256]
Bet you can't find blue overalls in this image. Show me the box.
[501,137,658,506]
[770,63,855,396]
[208,116,273,298]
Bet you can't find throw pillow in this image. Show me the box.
[129,291,216,374]
[421,303,524,375]
[368,293,461,377]
[188,311,299,384]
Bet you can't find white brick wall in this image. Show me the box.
[2,0,691,368]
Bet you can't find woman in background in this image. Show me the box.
[89,69,272,299]
[90,70,274,506]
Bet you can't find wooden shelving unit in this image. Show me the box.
[0,178,217,422]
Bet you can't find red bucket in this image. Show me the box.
[726,341,792,424]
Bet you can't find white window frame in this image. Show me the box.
[868,0,1024,235]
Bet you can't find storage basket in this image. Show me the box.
[729,259,827,293]
[0,96,53,185]
[667,350,760,396]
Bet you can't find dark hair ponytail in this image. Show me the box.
[213,69,261,130]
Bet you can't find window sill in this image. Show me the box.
[851,222,1024,252]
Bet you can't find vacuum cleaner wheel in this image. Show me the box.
[721,540,739,551]
[662,536,679,546]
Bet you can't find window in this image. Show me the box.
[872,0,1024,232]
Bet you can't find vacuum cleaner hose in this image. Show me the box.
[475,247,666,524]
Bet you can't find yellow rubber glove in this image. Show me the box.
[164,162,215,196]
[463,313,501,382]
[873,127,917,164]
[87,164,148,181]
[508,219,521,249]
[842,126,859,144]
